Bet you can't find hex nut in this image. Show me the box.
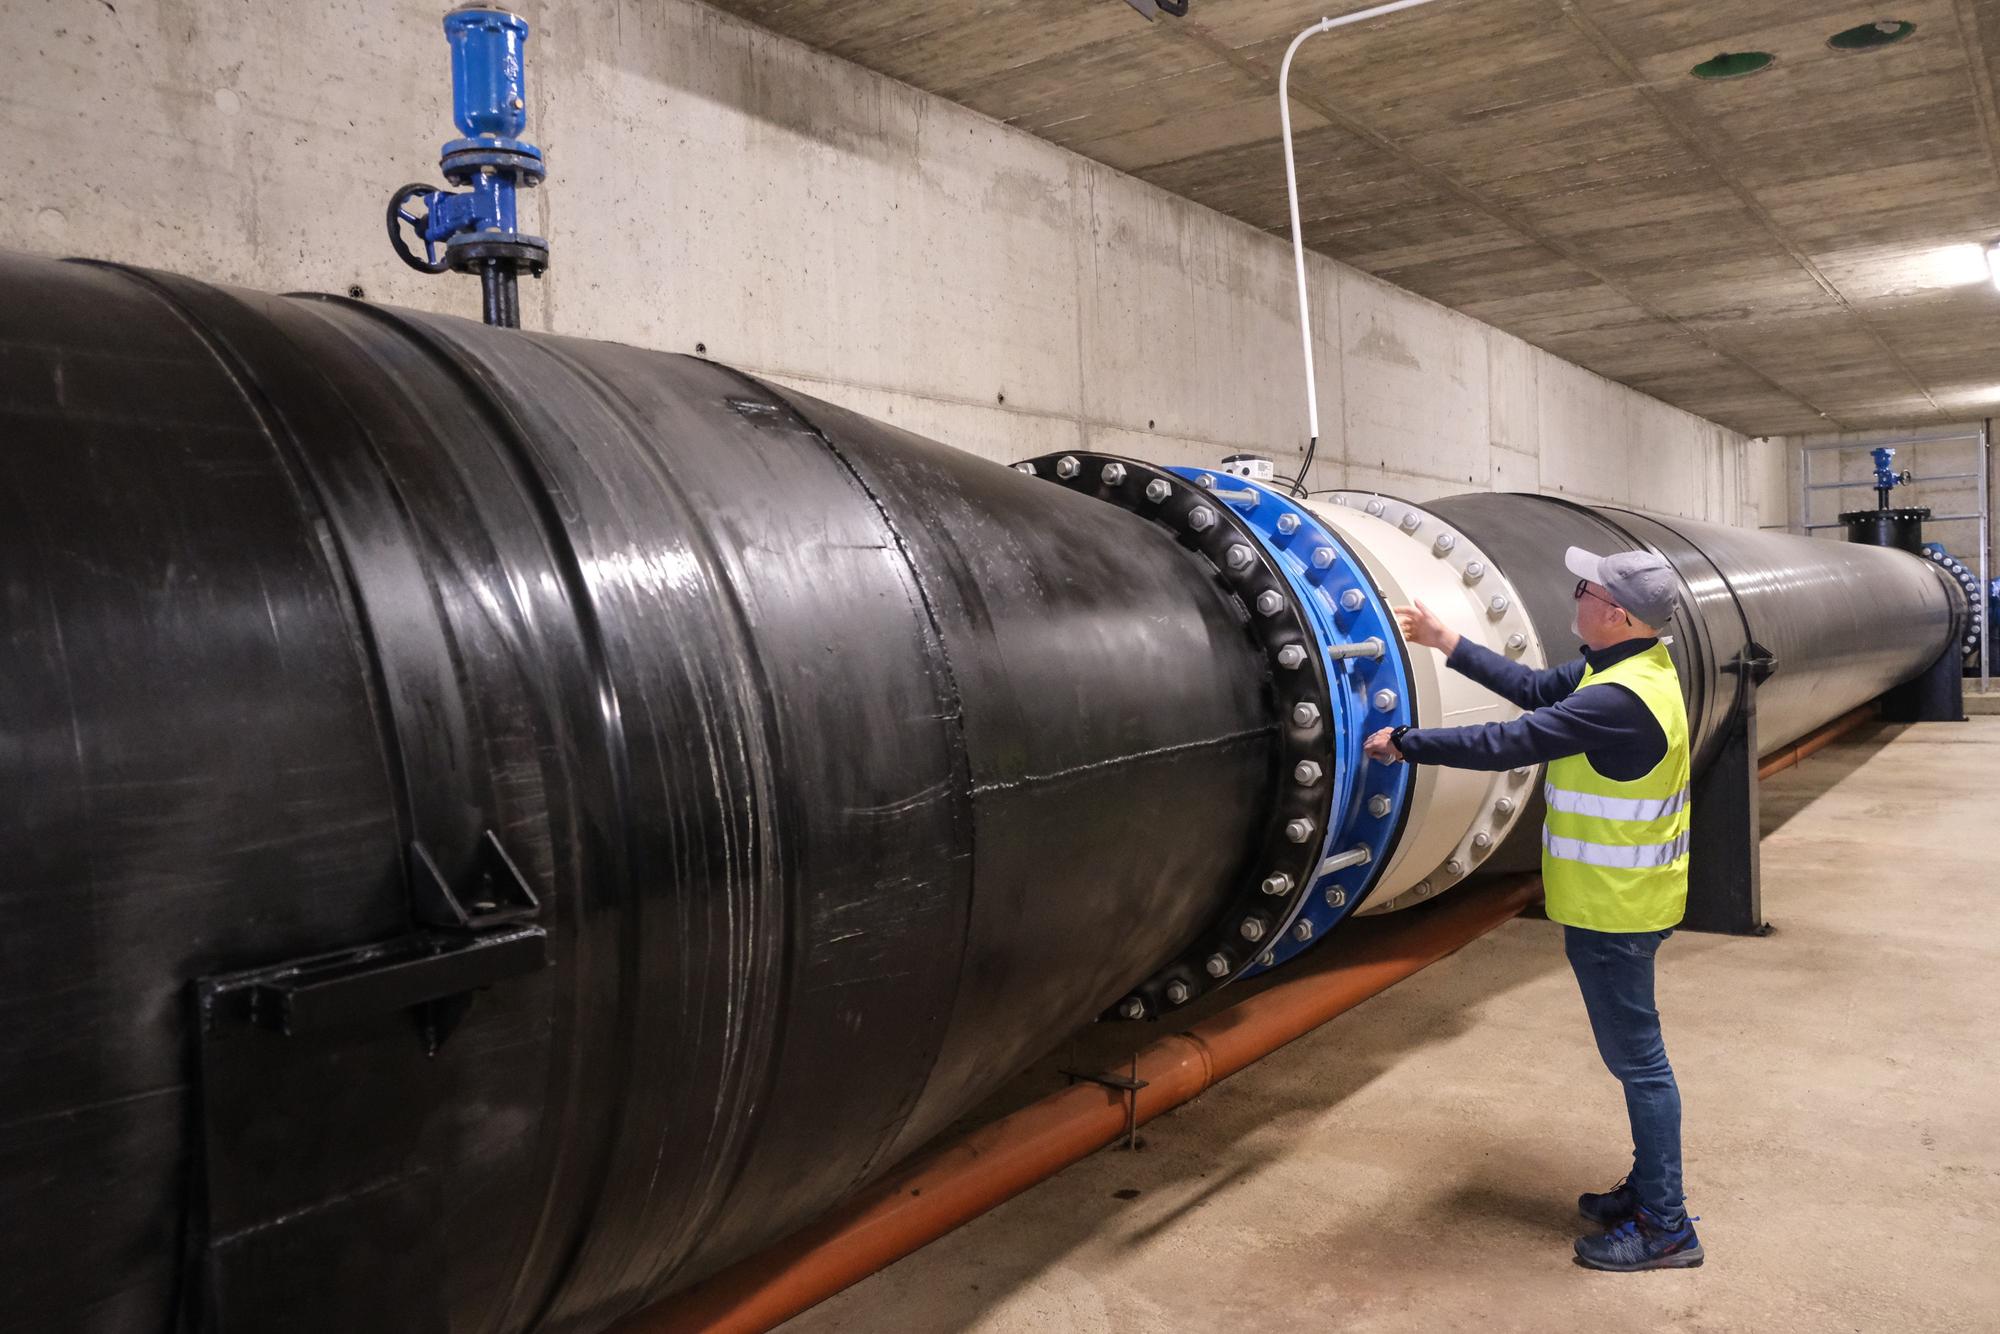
[1277,513,1301,535]
[1118,997,1145,1019]
[1292,702,1321,727]
[1261,872,1294,895]
[1165,980,1190,1006]
[1368,794,1392,818]
[1372,688,1398,712]
[1206,953,1231,978]
[1055,455,1080,479]
[1285,818,1314,843]
[1145,478,1172,503]
[1239,918,1266,943]
[1101,462,1127,486]
[1014,462,1037,474]
[1277,644,1308,670]
[1339,589,1366,612]
[1295,760,1324,785]
[1256,589,1285,617]
[1188,506,1216,531]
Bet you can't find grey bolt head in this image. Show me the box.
[1339,589,1366,612]
[1239,918,1266,943]
[1014,461,1037,475]
[1101,462,1127,486]
[1372,688,1398,713]
[1472,830,1492,849]
[1255,589,1285,617]
[1433,533,1456,555]
[1261,872,1294,896]
[1165,980,1191,1006]
[1505,632,1527,653]
[1365,498,1386,516]
[1205,953,1231,978]
[1293,920,1314,942]
[1312,547,1335,569]
[1226,544,1255,570]
[1145,478,1172,503]
[1368,794,1392,818]
[1463,560,1485,583]
[1285,817,1315,843]
[1292,701,1321,728]
[1188,505,1216,531]
[1259,950,1277,967]
[1488,594,1510,615]
[1118,997,1145,1019]
[1055,455,1080,479]
[1400,512,1422,532]
[1512,766,1532,779]
[1495,796,1516,816]
[1197,473,1215,488]
[1325,887,1347,908]
[1276,513,1301,535]
[1294,760,1323,785]
[1445,857,1465,876]
[1415,880,1434,898]
[1276,644,1308,670]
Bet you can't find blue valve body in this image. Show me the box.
[1872,446,1901,496]
[447,8,530,140]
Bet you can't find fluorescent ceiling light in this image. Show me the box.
[1988,242,2000,292]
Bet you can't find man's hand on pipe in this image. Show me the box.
[1363,727,1404,764]
[1393,601,1459,656]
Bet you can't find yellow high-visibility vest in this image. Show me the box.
[1541,641,1691,932]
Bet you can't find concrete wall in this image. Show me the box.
[1,0,1771,525]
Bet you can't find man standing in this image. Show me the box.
[1362,546,1703,1272]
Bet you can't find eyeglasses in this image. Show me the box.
[1574,579,1619,610]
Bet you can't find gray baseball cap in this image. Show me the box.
[1565,546,1677,630]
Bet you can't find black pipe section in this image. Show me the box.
[1425,492,1962,871]
[0,252,1280,1332]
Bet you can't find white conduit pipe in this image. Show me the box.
[1279,0,1446,488]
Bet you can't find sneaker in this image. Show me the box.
[1573,1209,1704,1272]
[1577,1177,1638,1226]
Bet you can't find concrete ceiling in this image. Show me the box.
[706,0,2000,436]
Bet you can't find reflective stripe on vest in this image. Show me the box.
[1542,781,1688,822]
[1542,827,1690,869]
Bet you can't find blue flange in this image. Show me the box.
[1166,469,1415,973]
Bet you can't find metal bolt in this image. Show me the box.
[1292,702,1321,727]
[1325,887,1347,908]
[1285,818,1315,843]
[1373,688,1398,712]
[1239,918,1266,943]
[1415,880,1434,898]
[1259,950,1277,967]
[1206,953,1231,978]
[1277,644,1308,670]
[1294,760,1323,785]
[1145,478,1172,503]
[1118,997,1145,1019]
[1400,512,1422,532]
[1368,794,1392,818]
[1463,560,1485,583]
[1339,589,1366,612]
[1495,797,1516,816]
[1197,473,1215,488]
[1321,845,1372,873]
[1226,544,1255,571]
[1101,462,1127,486]
[1165,980,1191,1005]
[1312,547,1335,569]
[1188,506,1216,531]
[1261,872,1294,896]
[1333,494,1350,506]
[1472,830,1492,849]
[1365,498,1386,516]
[1277,513,1300,535]
[1512,766,1531,779]
[1488,594,1510,615]
[1433,533,1456,555]
[1293,920,1314,942]
[1014,461,1037,474]
[1329,637,1385,661]
[1255,589,1285,617]
[1445,857,1465,876]
[1505,632,1527,654]
[1055,455,1080,479]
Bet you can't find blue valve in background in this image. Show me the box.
[387,7,547,326]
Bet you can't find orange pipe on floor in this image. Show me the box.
[616,873,1542,1334]
[1757,704,1875,780]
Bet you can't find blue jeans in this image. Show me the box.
[1564,925,1686,1228]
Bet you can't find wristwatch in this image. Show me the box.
[1390,725,1411,750]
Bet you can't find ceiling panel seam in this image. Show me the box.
[1170,16,1850,431]
[1555,0,1947,422]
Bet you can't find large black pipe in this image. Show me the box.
[0,253,1281,1332]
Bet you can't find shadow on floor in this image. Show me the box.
[1758,721,1900,836]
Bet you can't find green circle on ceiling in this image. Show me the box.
[1828,19,1916,50]
[1691,51,1775,79]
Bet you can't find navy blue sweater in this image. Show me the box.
[1397,637,1667,780]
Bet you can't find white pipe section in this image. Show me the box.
[1279,0,1446,479]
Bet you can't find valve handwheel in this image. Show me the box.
[386,182,450,274]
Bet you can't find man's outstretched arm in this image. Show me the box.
[1395,600,1583,709]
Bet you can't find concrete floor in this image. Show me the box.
[784,717,2000,1333]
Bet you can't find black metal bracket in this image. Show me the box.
[1062,1056,1149,1150]
[1682,653,1767,936]
[410,828,541,929]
